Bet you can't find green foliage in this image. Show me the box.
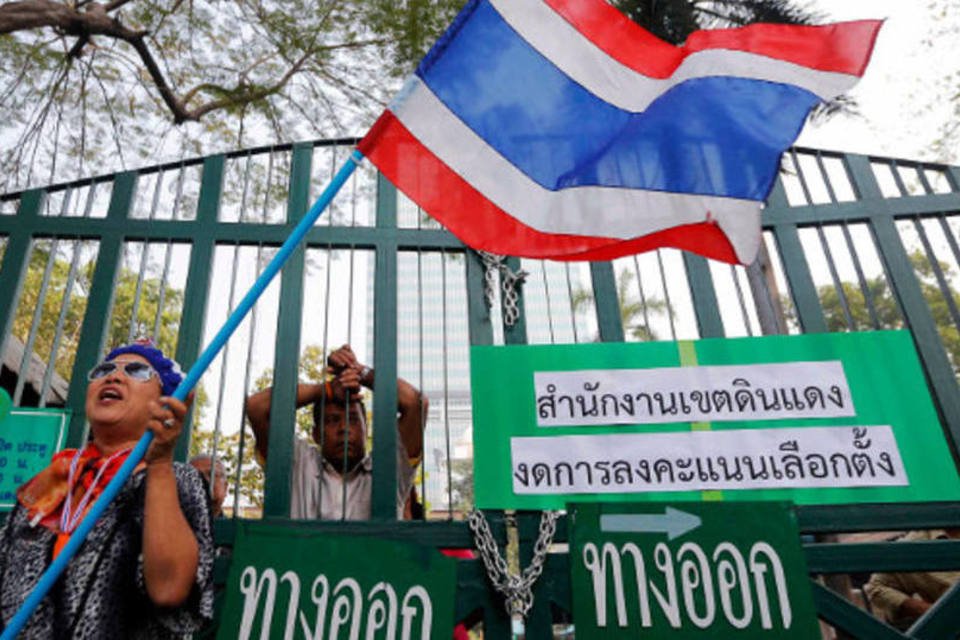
[0,0,466,190]
[573,267,672,341]
[12,241,183,379]
[448,458,473,513]
[796,250,960,371]
[1,0,826,191]
[611,0,820,44]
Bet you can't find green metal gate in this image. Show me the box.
[1,140,959,638]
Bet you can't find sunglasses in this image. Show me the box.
[88,360,159,383]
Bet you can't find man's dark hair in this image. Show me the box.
[312,395,367,430]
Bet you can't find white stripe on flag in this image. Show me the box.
[391,77,762,263]
[490,0,861,111]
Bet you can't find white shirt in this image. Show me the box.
[289,437,416,520]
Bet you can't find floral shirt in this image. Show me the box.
[0,463,214,638]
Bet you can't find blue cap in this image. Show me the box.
[105,339,183,396]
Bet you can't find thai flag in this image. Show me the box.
[359,0,881,265]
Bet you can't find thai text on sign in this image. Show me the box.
[512,426,906,495]
[535,361,853,426]
[217,522,456,640]
[570,502,821,639]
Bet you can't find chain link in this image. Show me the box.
[467,509,559,619]
[476,250,528,327]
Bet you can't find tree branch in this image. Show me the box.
[1,0,390,127]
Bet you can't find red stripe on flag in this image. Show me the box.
[544,0,881,77]
[359,112,740,264]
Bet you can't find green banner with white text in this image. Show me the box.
[217,521,457,640]
[569,501,820,639]
[472,331,960,509]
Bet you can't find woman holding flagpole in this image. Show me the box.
[0,340,213,638]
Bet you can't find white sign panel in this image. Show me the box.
[511,425,906,494]
[534,361,854,426]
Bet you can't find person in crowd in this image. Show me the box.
[864,528,960,630]
[189,454,228,518]
[0,339,213,638]
[245,344,426,520]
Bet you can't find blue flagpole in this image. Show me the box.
[1,148,365,639]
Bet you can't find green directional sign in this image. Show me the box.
[570,501,820,639]
[218,521,457,640]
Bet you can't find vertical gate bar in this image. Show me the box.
[541,262,556,343]
[503,256,528,345]
[563,263,580,343]
[816,224,855,329]
[235,245,263,518]
[465,250,494,347]
[656,250,679,341]
[148,168,163,219]
[913,217,960,333]
[209,244,241,499]
[589,261,625,342]
[172,155,224,461]
[746,240,788,335]
[416,249,428,514]
[64,173,137,447]
[682,252,725,338]
[889,160,909,196]
[152,241,174,341]
[946,165,960,191]
[40,239,84,405]
[37,187,81,407]
[151,168,178,342]
[790,149,814,205]
[340,151,355,508]
[128,179,158,342]
[262,144,310,517]
[939,215,960,277]
[633,255,652,339]
[441,251,453,514]
[127,241,150,341]
[771,222,828,333]
[847,154,960,458]
[915,163,934,195]
[14,237,58,404]
[815,151,839,203]
[768,175,828,333]
[841,223,882,330]
[731,265,754,337]
[0,190,43,366]
[317,242,333,513]
[81,181,97,219]
[371,171,400,519]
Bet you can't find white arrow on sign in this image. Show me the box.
[599,507,702,541]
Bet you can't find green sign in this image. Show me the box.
[0,388,10,422]
[0,408,69,509]
[472,331,960,509]
[218,521,457,640]
[570,501,820,639]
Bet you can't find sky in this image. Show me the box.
[797,0,956,162]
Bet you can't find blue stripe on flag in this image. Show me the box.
[415,0,820,201]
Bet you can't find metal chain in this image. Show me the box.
[467,509,559,619]
[476,250,528,327]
